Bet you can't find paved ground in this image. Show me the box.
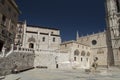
[2,67,120,80]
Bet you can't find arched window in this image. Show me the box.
[29,43,34,48]
[74,49,80,56]
[87,52,90,56]
[81,51,85,56]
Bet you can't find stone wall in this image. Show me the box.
[34,53,56,69]
[0,51,35,76]
[57,53,71,69]
[34,52,70,69]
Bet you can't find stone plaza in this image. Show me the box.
[3,67,120,80]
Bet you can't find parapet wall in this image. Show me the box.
[0,51,35,76]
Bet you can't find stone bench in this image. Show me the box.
[12,66,34,74]
[36,66,48,69]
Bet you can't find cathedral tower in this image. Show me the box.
[106,0,120,66]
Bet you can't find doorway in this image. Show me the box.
[29,43,34,49]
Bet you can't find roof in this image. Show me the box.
[27,24,60,31]
[61,40,90,47]
[8,0,21,14]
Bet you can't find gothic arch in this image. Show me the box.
[81,51,85,56]
[74,49,80,61]
[74,49,80,56]
[87,52,90,56]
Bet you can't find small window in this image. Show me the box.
[2,15,6,24]
[81,58,83,61]
[51,32,53,34]
[42,37,45,42]
[0,40,4,51]
[74,57,76,61]
[53,37,55,42]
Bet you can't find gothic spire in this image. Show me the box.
[76,31,79,40]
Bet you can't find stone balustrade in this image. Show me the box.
[14,47,34,53]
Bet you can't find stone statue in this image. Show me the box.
[92,57,98,70]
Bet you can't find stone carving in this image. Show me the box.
[97,48,104,54]
[28,36,36,42]
[92,57,98,70]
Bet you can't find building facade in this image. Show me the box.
[0,0,20,56]
[16,22,62,68]
[76,31,108,67]
[60,40,91,69]
[16,22,61,51]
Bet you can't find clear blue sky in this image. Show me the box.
[16,0,106,41]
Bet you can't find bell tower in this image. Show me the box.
[106,0,120,66]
